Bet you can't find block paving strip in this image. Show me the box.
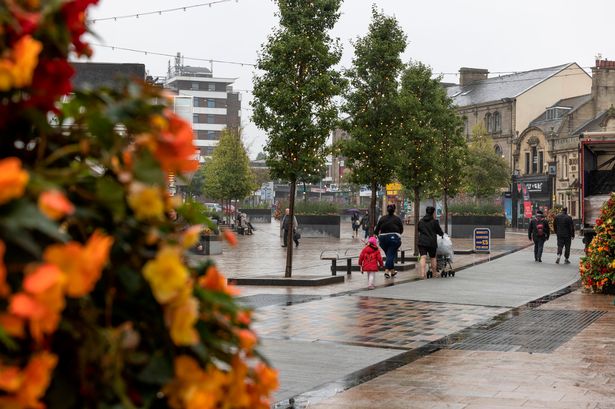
[254,296,508,350]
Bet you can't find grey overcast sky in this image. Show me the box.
[86,0,615,158]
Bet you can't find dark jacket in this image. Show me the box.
[360,214,369,230]
[358,244,384,272]
[528,216,550,241]
[554,212,574,238]
[417,215,444,248]
[374,214,404,235]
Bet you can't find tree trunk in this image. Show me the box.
[414,186,420,256]
[303,181,308,203]
[443,189,449,234]
[285,180,297,278]
[369,180,377,235]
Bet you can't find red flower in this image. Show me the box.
[596,218,603,226]
[61,0,100,57]
[28,58,75,111]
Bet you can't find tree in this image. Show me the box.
[342,6,407,233]
[252,0,343,277]
[256,151,267,161]
[187,166,206,198]
[203,129,257,219]
[464,123,510,200]
[396,62,449,253]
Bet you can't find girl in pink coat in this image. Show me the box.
[359,236,384,290]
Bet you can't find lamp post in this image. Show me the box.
[512,169,519,229]
[548,128,557,209]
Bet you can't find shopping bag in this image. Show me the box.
[436,233,454,261]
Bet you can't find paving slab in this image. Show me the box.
[259,338,401,402]
[355,248,580,307]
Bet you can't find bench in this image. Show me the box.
[397,247,412,263]
[320,249,358,276]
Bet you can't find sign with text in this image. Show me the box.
[473,228,491,253]
[386,182,402,196]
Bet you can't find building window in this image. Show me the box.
[208,83,216,92]
[207,115,215,124]
[538,151,544,174]
[207,99,216,108]
[192,114,199,124]
[493,111,501,132]
[525,152,530,175]
[485,113,492,133]
[191,82,199,91]
[570,201,577,217]
[562,155,568,179]
[193,98,199,107]
[494,144,503,158]
[531,147,538,174]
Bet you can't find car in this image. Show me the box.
[204,203,222,213]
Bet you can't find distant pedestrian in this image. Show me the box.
[359,236,384,290]
[374,204,403,278]
[417,206,444,279]
[351,211,361,238]
[281,208,299,248]
[528,210,550,262]
[360,211,370,239]
[554,207,574,264]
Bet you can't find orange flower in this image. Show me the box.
[222,229,238,246]
[9,264,66,342]
[181,225,203,249]
[164,356,228,409]
[236,310,252,326]
[0,314,25,338]
[44,230,113,297]
[0,35,42,91]
[199,265,239,296]
[38,190,75,220]
[0,241,9,297]
[152,111,198,173]
[254,363,279,394]
[0,157,29,205]
[0,352,58,409]
[236,329,257,352]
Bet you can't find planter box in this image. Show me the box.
[239,208,272,223]
[295,215,341,238]
[451,215,506,239]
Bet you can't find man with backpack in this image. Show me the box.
[528,209,550,262]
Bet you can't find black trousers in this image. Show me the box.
[557,236,572,259]
[283,229,299,247]
[533,238,546,261]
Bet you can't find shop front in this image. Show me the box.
[511,175,553,229]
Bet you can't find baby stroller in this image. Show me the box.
[435,234,455,278]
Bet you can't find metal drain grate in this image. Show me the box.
[450,310,605,353]
[236,294,320,309]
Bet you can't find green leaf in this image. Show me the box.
[133,150,165,185]
[96,176,126,221]
[137,351,173,385]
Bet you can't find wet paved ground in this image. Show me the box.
[197,222,612,407]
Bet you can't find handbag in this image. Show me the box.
[293,230,301,240]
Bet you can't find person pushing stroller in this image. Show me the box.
[417,206,444,279]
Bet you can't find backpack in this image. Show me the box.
[536,220,545,238]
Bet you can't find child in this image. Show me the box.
[359,236,384,290]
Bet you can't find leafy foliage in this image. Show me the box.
[0,2,277,408]
[580,193,615,290]
[463,123,510,199]
[448,203,504,216]
[342,6,407,230]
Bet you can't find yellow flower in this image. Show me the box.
[142,247,189,304]
[0,35,42,91]
[0,157,29,205]
[128,184,165,221]
[181,225,202,249]
[165,288,199,346]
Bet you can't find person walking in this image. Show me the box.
[417,206,444,279]
[351,211,361,238]
[528,209,550,262]
[554,207,574,264]
[360,211,370,239]
[281,208,299,248]
[359,236,384,290]
[374,204,403,278]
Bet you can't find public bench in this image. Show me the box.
[320,249,358,276]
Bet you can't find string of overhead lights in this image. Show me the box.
[91,43,256,67]
[88,0,237,23]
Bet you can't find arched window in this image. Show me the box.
[484,113,492,133]
[494,144,503,158]
[562,155,568,179]
[493,111,501,132]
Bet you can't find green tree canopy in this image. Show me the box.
[342,6,407,231]
[464,123,510,199]
[251,0,344,277]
